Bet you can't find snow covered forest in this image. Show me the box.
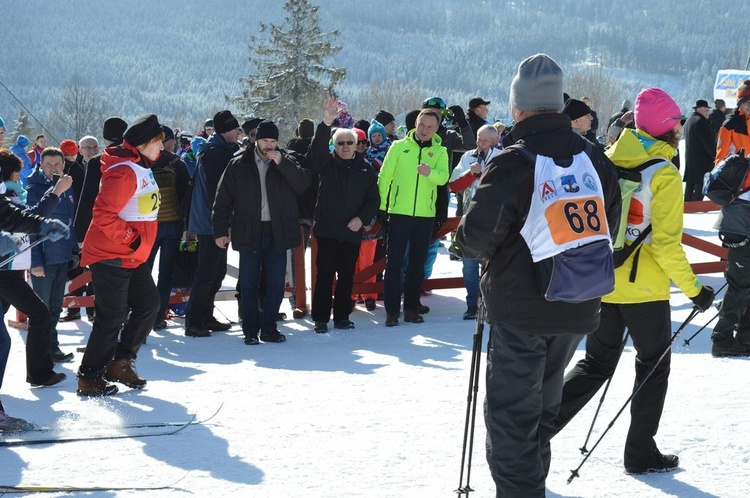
[0,0,744,139]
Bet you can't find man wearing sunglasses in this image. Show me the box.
[378,108,449,327]
[307,98,379,333]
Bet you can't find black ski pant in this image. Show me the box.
[714,243,750,341]
[0,270,54,384]
[185,234,227,329]
[311,236,360,323]
[554,301,672,468]
[484,322,583,498]
[78,262,158,379]
[383,214,432,315]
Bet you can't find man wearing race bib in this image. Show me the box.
[456,54,621,497]
[77,114,164,397]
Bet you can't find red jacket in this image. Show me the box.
[81,144,159,268]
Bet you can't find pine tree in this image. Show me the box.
[229,0,345,137]
[12,110,33,142]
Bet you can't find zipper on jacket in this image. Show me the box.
[413,147,422,216]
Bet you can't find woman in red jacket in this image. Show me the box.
[77,115,164,397]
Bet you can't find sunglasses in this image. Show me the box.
[357,140,368,145]
[336,141,354,146]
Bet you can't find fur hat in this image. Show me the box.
[368,120,387,142]
[123,114,162,147]
[509,54,564,112]
[634,88,683,137]
[59,139,79,157]
[255,120,279,141]
[213,110,239,134]
[102,116,128,143]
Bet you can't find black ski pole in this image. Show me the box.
[683,313,719,347]
[683,281,727,347]
[455,300,486,497]
[567,305,701,484]
[579,330,630,455]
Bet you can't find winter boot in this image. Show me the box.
[711,336,750,357]
[0,411,31,433]
[625,446,679,475]
[104,358,147,389]
[385,313,399,327]
[403,309,425,323]
[463,306,478,320]
[77,376,118,397]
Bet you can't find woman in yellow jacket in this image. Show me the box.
[554,88,715,475]
[377,109,448,326]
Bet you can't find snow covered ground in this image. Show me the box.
[1,209,748,497]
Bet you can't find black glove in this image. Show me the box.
[691,285,715,312]
[449,105,467,127]
[377,210,389,225]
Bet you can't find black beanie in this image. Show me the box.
[102,116,128,143]
[354,119,370,134]
[161,124,174,142]
[123,114,162,146]
[375,110,395,126]
[563,99,591,121]
[255,120,279,141]
[213,110,239,134]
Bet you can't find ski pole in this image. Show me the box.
[579,330,630,455]
[567,305,701,484]
[455,300,485,497]
[682,281,727,347]
[0,236,49,269]
[683,313,719,347]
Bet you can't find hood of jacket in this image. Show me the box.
[606,128,676,168]
[26,165,53,188]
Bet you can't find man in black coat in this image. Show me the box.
[708,99,727,136]
[683,99,717,201]
[307,98,380,333]
[212,120,310,345]
[456,54,620,498]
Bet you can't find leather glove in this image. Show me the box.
[449,105,467,127]
[39,219,70,242]
[0,233,19,256]
[691,285,715,312]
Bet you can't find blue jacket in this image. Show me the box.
[188,133,239,235]
[25,167,78,267]
[9,135,33,186]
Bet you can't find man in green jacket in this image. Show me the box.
[377,109,449,326]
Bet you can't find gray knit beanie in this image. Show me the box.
[509,54,564,112]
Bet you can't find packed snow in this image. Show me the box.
[1,209,747,497]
